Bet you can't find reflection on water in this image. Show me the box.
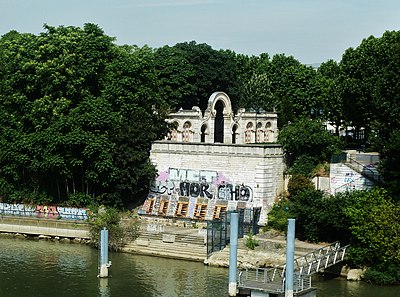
[99,278,110,297]
[0,237,228,297]
[315,276,399,297]
[0,237,398,297]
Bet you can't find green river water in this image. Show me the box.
[0,237,398,297]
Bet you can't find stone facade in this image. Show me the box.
[139,92,285,224]
[166,92,278,144]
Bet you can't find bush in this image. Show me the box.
[246,233,259,250]
[6,190,53,205]
[267,198,293,232]
[66,192,92,207]
[363,264,400,285]
[288,155,318,177]
[344,188,400,267]
[291,189,351,243]
[287,174,314,198]
[88,206,140,251]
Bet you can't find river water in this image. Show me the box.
[0,237,398,297]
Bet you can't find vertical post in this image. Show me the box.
[228,212,239,296]
[98,227,111,278]
[285,219,295,297]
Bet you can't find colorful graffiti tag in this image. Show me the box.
[0,203,88,220]
[150,168,253,202]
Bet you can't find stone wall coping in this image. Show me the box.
[151,141,283,157]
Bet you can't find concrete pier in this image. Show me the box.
[98,228,111,278]
[228,213,239,296]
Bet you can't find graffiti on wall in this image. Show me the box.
[150,168,253,201]
[0,203,88,220]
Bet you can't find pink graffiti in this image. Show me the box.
[156,171,170,182]
[212,172,231,186]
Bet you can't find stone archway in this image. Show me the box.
[214,100,224,143]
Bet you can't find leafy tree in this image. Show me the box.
[240,73,275,112]
[267,54,320,127]
[379,129,400,199]
[278,118,343,167]
[173,41,242,111]
[340,31,400,143]
[317,60,343,135]
[102,45,171,206]
[153,45,196,109]
[344,188,400,268]
[0,25,170,207]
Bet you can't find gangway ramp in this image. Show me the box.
[238,241,349,296]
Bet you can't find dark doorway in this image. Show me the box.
[214,101,224,143]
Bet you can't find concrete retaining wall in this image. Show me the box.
[0,216,90,239]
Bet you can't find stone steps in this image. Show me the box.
[122,222,207,262]
[123,239,206,262]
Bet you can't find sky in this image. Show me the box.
[1,0,400,64]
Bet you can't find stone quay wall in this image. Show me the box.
[0,216,90,239]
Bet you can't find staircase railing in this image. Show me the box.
[333,176,366,194]
[347,156,383,185]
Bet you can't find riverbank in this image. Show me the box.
[0,215,355,279]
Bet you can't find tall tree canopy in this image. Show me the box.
[1,23,400,205]
[339,30,400,195]
[0,24,170,207]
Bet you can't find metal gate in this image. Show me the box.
[206,208,261,256]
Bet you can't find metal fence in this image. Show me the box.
[206,208,261,255]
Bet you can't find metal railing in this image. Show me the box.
[347,156,383,184]
[238,270,312,293]
[238,241,349,294]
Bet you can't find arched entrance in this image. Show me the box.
[214,100,224,143]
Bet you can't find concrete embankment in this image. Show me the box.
[0,215,331,272]
[0,216,90,240]
[122,217,208,262]
[122,217,327,268]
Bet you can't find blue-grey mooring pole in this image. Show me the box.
[99,227,111,278]
[285,219,295,297]
[228,212,239,296]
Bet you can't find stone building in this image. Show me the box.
[139,92,285,224]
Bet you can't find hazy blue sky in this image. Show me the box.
[1,0,399,64]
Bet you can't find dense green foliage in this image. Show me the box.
[344,189,400,267]
[0,25,170,207]
[278,118,343,169]
[268,189,351,243]
[88,206,140,251]
[268,188,400,284]
[1,25,399,205]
